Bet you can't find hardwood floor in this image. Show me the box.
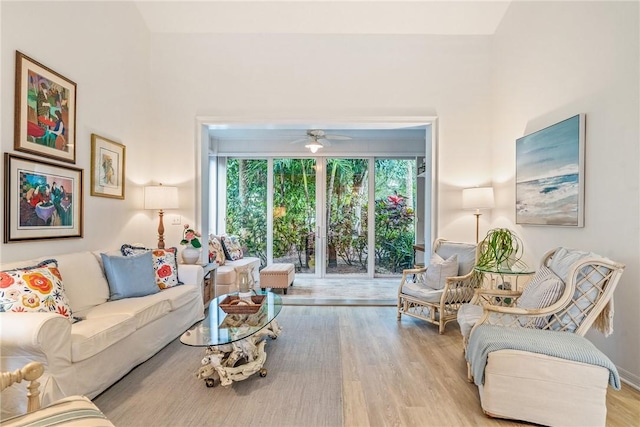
[330,306,639,427]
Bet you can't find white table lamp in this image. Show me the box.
[144,184,178,249]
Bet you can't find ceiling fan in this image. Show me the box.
[290,129,352,153]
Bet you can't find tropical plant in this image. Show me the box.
[374,193,415,273]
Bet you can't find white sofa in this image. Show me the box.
[0,250,204,419]
[214,257,261,297]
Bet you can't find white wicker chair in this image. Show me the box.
[460,247,625,426]
[397,239,479,334]
[1,362,114,426]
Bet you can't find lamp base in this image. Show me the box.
[474,212,482,244]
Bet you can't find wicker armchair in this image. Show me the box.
[1,362,114,426]
[397,239,478,334]
[459,247,625,348]
[459,247,625,426]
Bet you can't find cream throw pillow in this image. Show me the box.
[425,253,459,290]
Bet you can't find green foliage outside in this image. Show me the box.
[225,157,416,274]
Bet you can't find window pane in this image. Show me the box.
[326,158,369,275]
[374,159,416,275]
[273,159,316,273]
[225,159,268,267]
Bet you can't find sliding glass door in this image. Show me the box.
[272,158,317,274]
[325,158,369,275]
[222,156,416,277]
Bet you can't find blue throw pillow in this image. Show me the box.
[100,252,158,301]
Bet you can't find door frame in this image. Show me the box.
[196,116,439,269]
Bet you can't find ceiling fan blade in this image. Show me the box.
[317,138,332,146]
[324,134,352,141]
[290,138,310,144]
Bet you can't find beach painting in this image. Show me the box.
[516,114,585,226]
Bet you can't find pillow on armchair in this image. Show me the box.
[220,235,243,261]
[208,235,226,265]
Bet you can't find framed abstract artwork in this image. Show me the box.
[4,154,83,242]
[90,134,126,199]
[516,114,585,227]
[14,51,77,163]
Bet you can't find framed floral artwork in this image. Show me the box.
[4,153,84,242]
[14,51,77,164]
[90,134,126,199]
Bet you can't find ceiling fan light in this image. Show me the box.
[305,142,323,153]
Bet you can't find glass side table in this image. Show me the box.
[474,265,535,291]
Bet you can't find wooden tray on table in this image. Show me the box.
[219,294,266,314]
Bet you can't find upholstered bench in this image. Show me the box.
[260,263,295,294]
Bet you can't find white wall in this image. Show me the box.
[148,33,495,244]
[0,2,153,262]
[491,1,640,386]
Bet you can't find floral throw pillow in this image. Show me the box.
[221,235,243,261]
[0,259,73,319]
[208,235,226,266]
[121,244,182,289]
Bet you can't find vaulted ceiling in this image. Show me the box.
[135,1,512,35]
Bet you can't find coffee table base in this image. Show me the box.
[196,320,282,387]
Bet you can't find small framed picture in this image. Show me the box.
[4,153,83,242]
[91,134,126,199]
[14,51,77,164]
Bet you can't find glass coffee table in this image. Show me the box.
[181,291,282,387]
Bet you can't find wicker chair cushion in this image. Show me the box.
[516,265,565,327]
[548,248,611,332]
[436,241,476,277]
[425,253,458,290]
[401,283,444,302]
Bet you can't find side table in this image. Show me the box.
[474,265,535,292]
[202,263,218,305]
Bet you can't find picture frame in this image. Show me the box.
[14,51,77,163]
[91,134,126,199]
[4,153,83,242]
[516,114,586,227]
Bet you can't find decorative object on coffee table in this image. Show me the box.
[181,291,282,387]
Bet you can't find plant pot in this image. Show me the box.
[181,246,201,264]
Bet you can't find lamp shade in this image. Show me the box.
[462,187,495,210]
[144,184,179,210]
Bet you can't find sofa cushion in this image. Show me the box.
[0,260,73,319]
[425,253,458,290]
[44,252,111,317]
[85,297,171,330]
[216,258,261,286]
[457,303,484,339]
[144,285,200,311]
[220,235,243,261]
[208,235,226,266]
[101,252,159,301]
[71,314,137,362]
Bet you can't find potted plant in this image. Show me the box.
[476,228,525,272]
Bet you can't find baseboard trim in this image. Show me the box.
[618,366,640,391]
